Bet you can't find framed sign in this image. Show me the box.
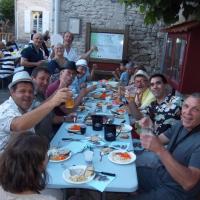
[90,32,124,60]
[86,23,129,63]
[68,18,80,34]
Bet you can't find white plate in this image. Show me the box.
[67,124,84,133]
[95,88,106,93]
[107,81,118,87]
[63,165,95,184]
[48,148,71,162]
[117,124,133,133]
[108,150,136,165]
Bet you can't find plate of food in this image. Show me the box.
[92,92,102,99]
[107,81,118,88]
[96,101,103,108]
[116,124,133,133]
[63,165,95,184]
[67,124,83,133]
[48,148,71,162]
[86,135,105,146]
[108,150,136,165]
[111,108,126,115]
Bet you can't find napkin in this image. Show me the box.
[66,141,87,154]
[109,141,130,151]
[87,174,115,192]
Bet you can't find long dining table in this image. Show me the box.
[46,81,138,199]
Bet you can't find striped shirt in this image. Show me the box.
[0,49,15,78]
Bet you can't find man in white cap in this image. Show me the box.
[126,69,155,109]
[0,70,70,151]
[72,59,96,91]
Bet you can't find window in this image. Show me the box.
[32,11,43,33]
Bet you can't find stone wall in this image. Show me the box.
[60,0,166,72]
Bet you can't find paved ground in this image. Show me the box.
[0,88,9,104]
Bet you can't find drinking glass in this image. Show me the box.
[84,150,94,166]
[65,87,75,109]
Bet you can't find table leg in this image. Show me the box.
[101,192,106,200]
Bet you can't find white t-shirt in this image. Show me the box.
[0,97,35,151]
[64,47,79,62]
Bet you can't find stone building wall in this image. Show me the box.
[60,0,166,72]
[16,0,52,41]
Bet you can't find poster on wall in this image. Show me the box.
[90,32,124,60]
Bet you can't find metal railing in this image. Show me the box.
[0,32,13,43]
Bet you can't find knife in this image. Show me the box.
[89,170,116,177]
[62,138,82,141]
[67,130,81,134]
[111,110,120,115]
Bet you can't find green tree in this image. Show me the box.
[119,0,200,24]
[0,0,14,23]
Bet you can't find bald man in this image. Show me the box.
[21,33,46,75]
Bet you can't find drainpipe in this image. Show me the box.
[14,0,18,40]
[54,0,60,34]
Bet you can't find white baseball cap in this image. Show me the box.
[8,71,34,90]
[76,59,87,67]
[134,70,149,80]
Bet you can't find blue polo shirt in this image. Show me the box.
[120,71,130,86]
[21,43,44,75]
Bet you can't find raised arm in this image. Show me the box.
[11,88,70,131]
[80,46,98,60]
[141,134,200,191]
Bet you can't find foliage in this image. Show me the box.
[118,0,200,24]
[0,0,14,23]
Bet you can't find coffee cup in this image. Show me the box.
[104,124,116,141]
[91,115,103,131]
[80,124,86,134]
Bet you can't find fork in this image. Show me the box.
[99,151,103,162]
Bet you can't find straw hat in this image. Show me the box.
[8,71,34,90]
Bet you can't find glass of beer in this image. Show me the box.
[65,97,74,109]
[65,89,75,109]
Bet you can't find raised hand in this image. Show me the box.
[49,88,72,107]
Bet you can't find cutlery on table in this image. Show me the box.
[62,138,82,141]
[67,130,80,134]
[111,110,120,115]
[88,170,116,177]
